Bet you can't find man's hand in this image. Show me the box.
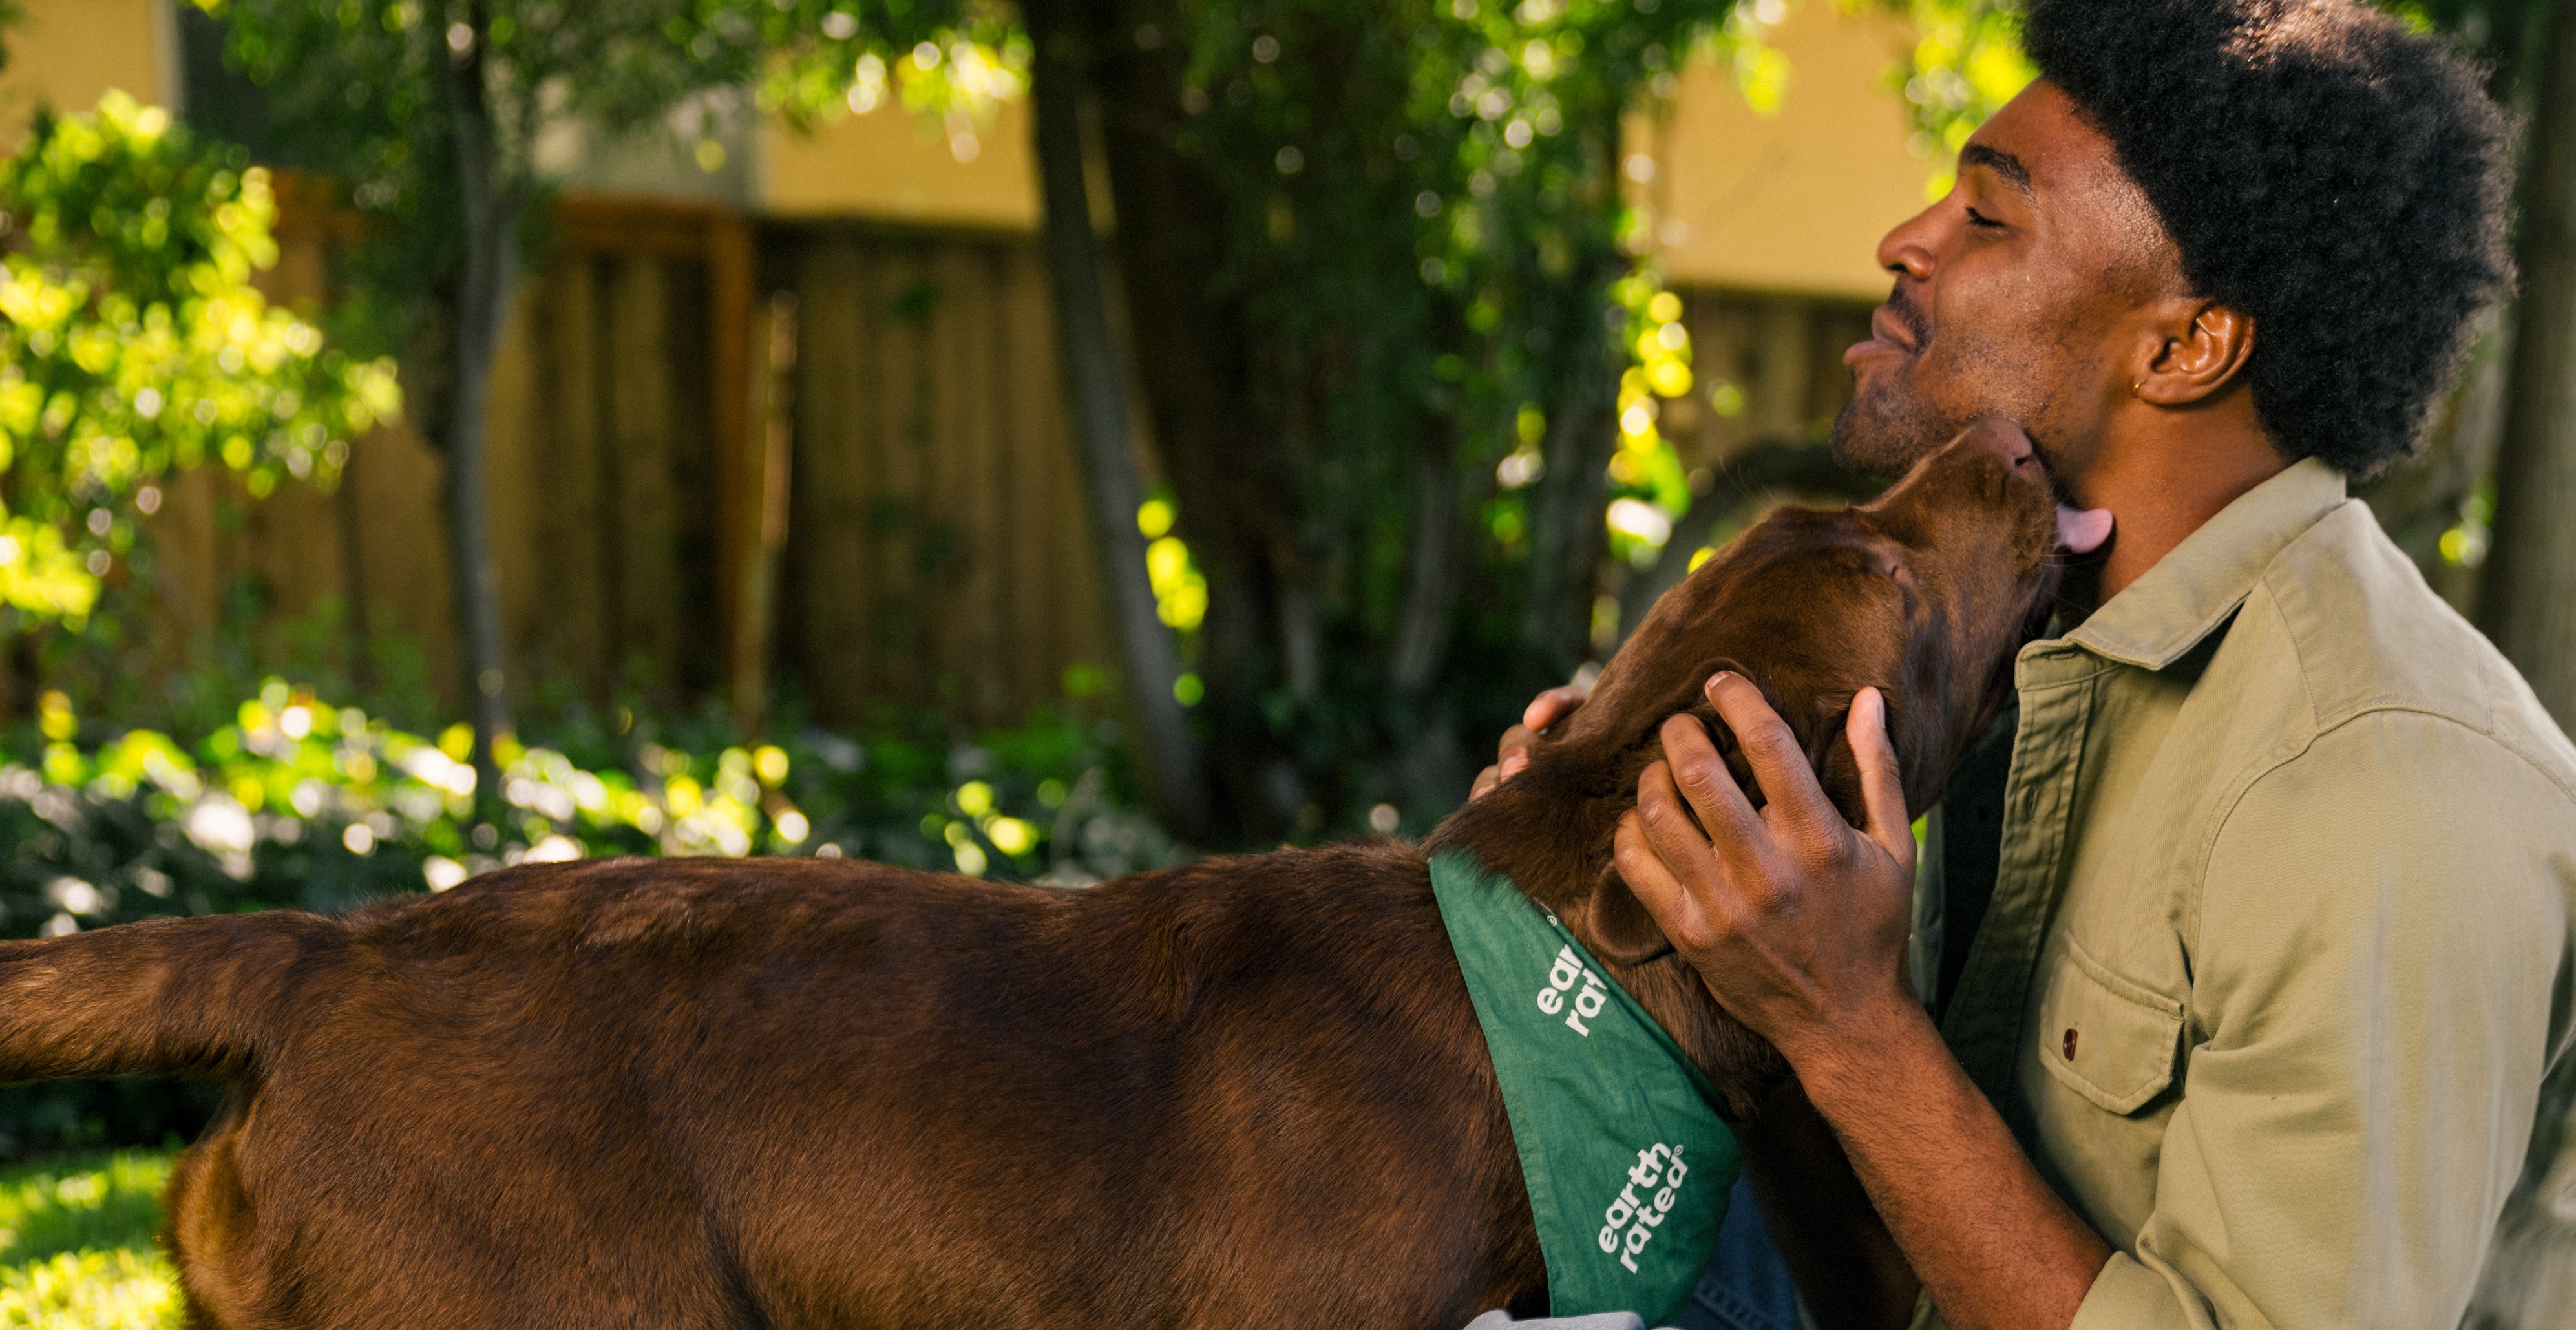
[1612,671,2112,1330]
[1610,671,1918,1060]
[1469,683,1591,801]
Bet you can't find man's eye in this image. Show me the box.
[1964,206,2004,230]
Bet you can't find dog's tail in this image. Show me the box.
[0,911,334,1083]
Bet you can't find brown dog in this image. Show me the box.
[2,423,2071,1329]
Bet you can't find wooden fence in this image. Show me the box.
[149,196,756,718]
[1662,291,1875,473]
[770,222,1114,727]
[143,192,1861,730]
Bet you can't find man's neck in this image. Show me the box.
[2067,403,2286,603]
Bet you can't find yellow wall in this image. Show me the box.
[0,1,1931,298]
[1636,5,1934,298]
[756,5,1933,291]
[1,0,167,143]
[761,98,1040,229]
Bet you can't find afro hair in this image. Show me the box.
[2022,0,2514,477]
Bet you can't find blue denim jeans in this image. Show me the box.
[1674,1176,1803,1330]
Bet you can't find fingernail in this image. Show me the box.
[1707,671,1729,690]
[1499,752,1528,778]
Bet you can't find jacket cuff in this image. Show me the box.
[2067,1252,2192,1330]
[1901,1252,2190,1330]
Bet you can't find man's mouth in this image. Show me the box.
[1844,301,1922,366]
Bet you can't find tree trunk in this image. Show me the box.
[1086,9,1305,841]
[445,28,518,816]
[1523,340,1618,674]
[2480,0,2576,728]
[1389,430,1460,699]
[1024,5,1213,840]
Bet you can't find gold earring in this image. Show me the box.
[2131,379,2144,398]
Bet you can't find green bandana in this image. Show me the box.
[1429,849,1742,1326]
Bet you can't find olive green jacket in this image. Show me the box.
[1906,459,2576,1329]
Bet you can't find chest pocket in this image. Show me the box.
[2035,936,2184,1114]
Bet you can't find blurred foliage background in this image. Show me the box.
[0,1150,182,1328]
[0,94,395,620]
[0,0,2562,1227]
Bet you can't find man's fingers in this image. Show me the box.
[1653,716,1765,853]
[1634,759,1714,872]
[1472,747,1534,801]
[1479,683,1585,803]
[1704,672,1839,832]
[1848,688,1916,872]
[1524,684,1590,734]
[1614,808,1706,946]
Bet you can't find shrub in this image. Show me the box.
[0,679,1181,1156]
[0,92,399,623]
[0,1149,183,1329]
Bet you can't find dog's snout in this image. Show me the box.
[1958,417,2037,469]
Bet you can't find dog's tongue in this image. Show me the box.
[2056,504,2114,554]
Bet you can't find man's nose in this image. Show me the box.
[1875,202,1940,282]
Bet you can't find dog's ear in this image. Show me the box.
[1577,865,1675,966]
[1807,694,1867,829]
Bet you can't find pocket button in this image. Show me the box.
[2034,940,2183,1114]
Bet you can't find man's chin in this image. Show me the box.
[1828,396,1960,479]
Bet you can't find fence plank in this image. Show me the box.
[129,209,1877,744]
[529,256,607,697]
[871,243,930,702]
[662,259,721,700]
[606,257,681,701]
[785,233,872,721]
[936,242,997,720]
[765,224,1123,728]
[343,419,456,702]
[485,277,552,706]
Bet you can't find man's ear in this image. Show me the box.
[2135,300,2254,406]
[1578,865,1675,966]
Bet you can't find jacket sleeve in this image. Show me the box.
[2067,709,2575,1330]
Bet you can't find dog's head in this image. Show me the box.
[1428,417,2082,982]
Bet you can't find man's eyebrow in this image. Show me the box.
[1959,143,2034,200]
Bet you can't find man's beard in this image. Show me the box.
[1830,286,1961,477]
[1829,372,1962,478]
[1829,288,2064,481]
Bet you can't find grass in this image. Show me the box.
[0,1150,182,1329]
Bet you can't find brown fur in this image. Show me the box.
[1,427,2061,1328]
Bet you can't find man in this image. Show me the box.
[1486,1,2576,1326]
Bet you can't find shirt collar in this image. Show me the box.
[2051,457,2347,671]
